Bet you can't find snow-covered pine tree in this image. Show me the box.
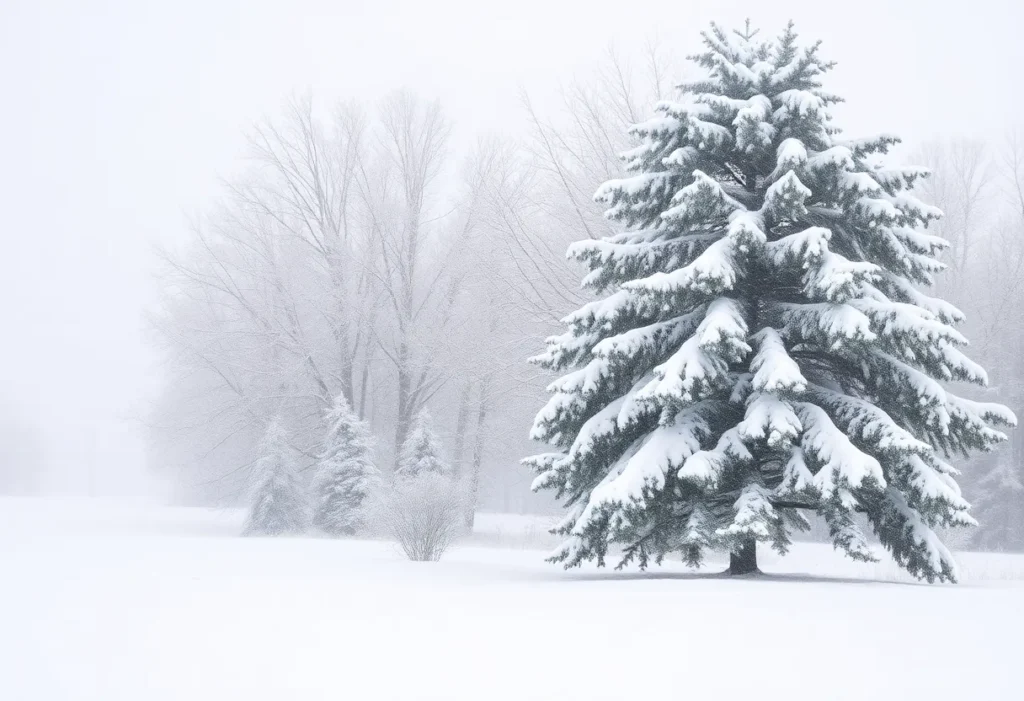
[243,419,310,536]
[396,410,450,479]
[312,394,379,535]
[526,21,1016,582]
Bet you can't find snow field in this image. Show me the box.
[0,497,1019,700]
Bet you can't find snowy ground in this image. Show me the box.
[1,497,1020,700]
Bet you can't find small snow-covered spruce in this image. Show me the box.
[525,21,1016,583]
[396,410,450,479]
[243,419,310,536]
[312,394,379,536]
[970,461,1024,551]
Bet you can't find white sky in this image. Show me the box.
[1,0,1021,496]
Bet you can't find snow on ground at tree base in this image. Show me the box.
[0,497,1019,701]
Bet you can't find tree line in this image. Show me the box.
[148,33,1024,556]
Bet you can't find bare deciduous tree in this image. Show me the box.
[915,138,993,300]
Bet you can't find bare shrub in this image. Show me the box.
[369,474,465,561]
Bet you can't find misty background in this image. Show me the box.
[2,0,1022,515]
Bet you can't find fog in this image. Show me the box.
[0,0,1018,499]
[5,2,1024,697]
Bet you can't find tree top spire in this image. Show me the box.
[736,18,759,41]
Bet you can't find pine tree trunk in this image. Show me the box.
[729,537,759,575]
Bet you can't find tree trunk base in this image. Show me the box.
[727,538,760,576]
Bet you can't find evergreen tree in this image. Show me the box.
[526,22,1015,582]
[396,410,449,478]
[971,460,1024,551]
[313,394,379,535]
[243,419,310,536]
